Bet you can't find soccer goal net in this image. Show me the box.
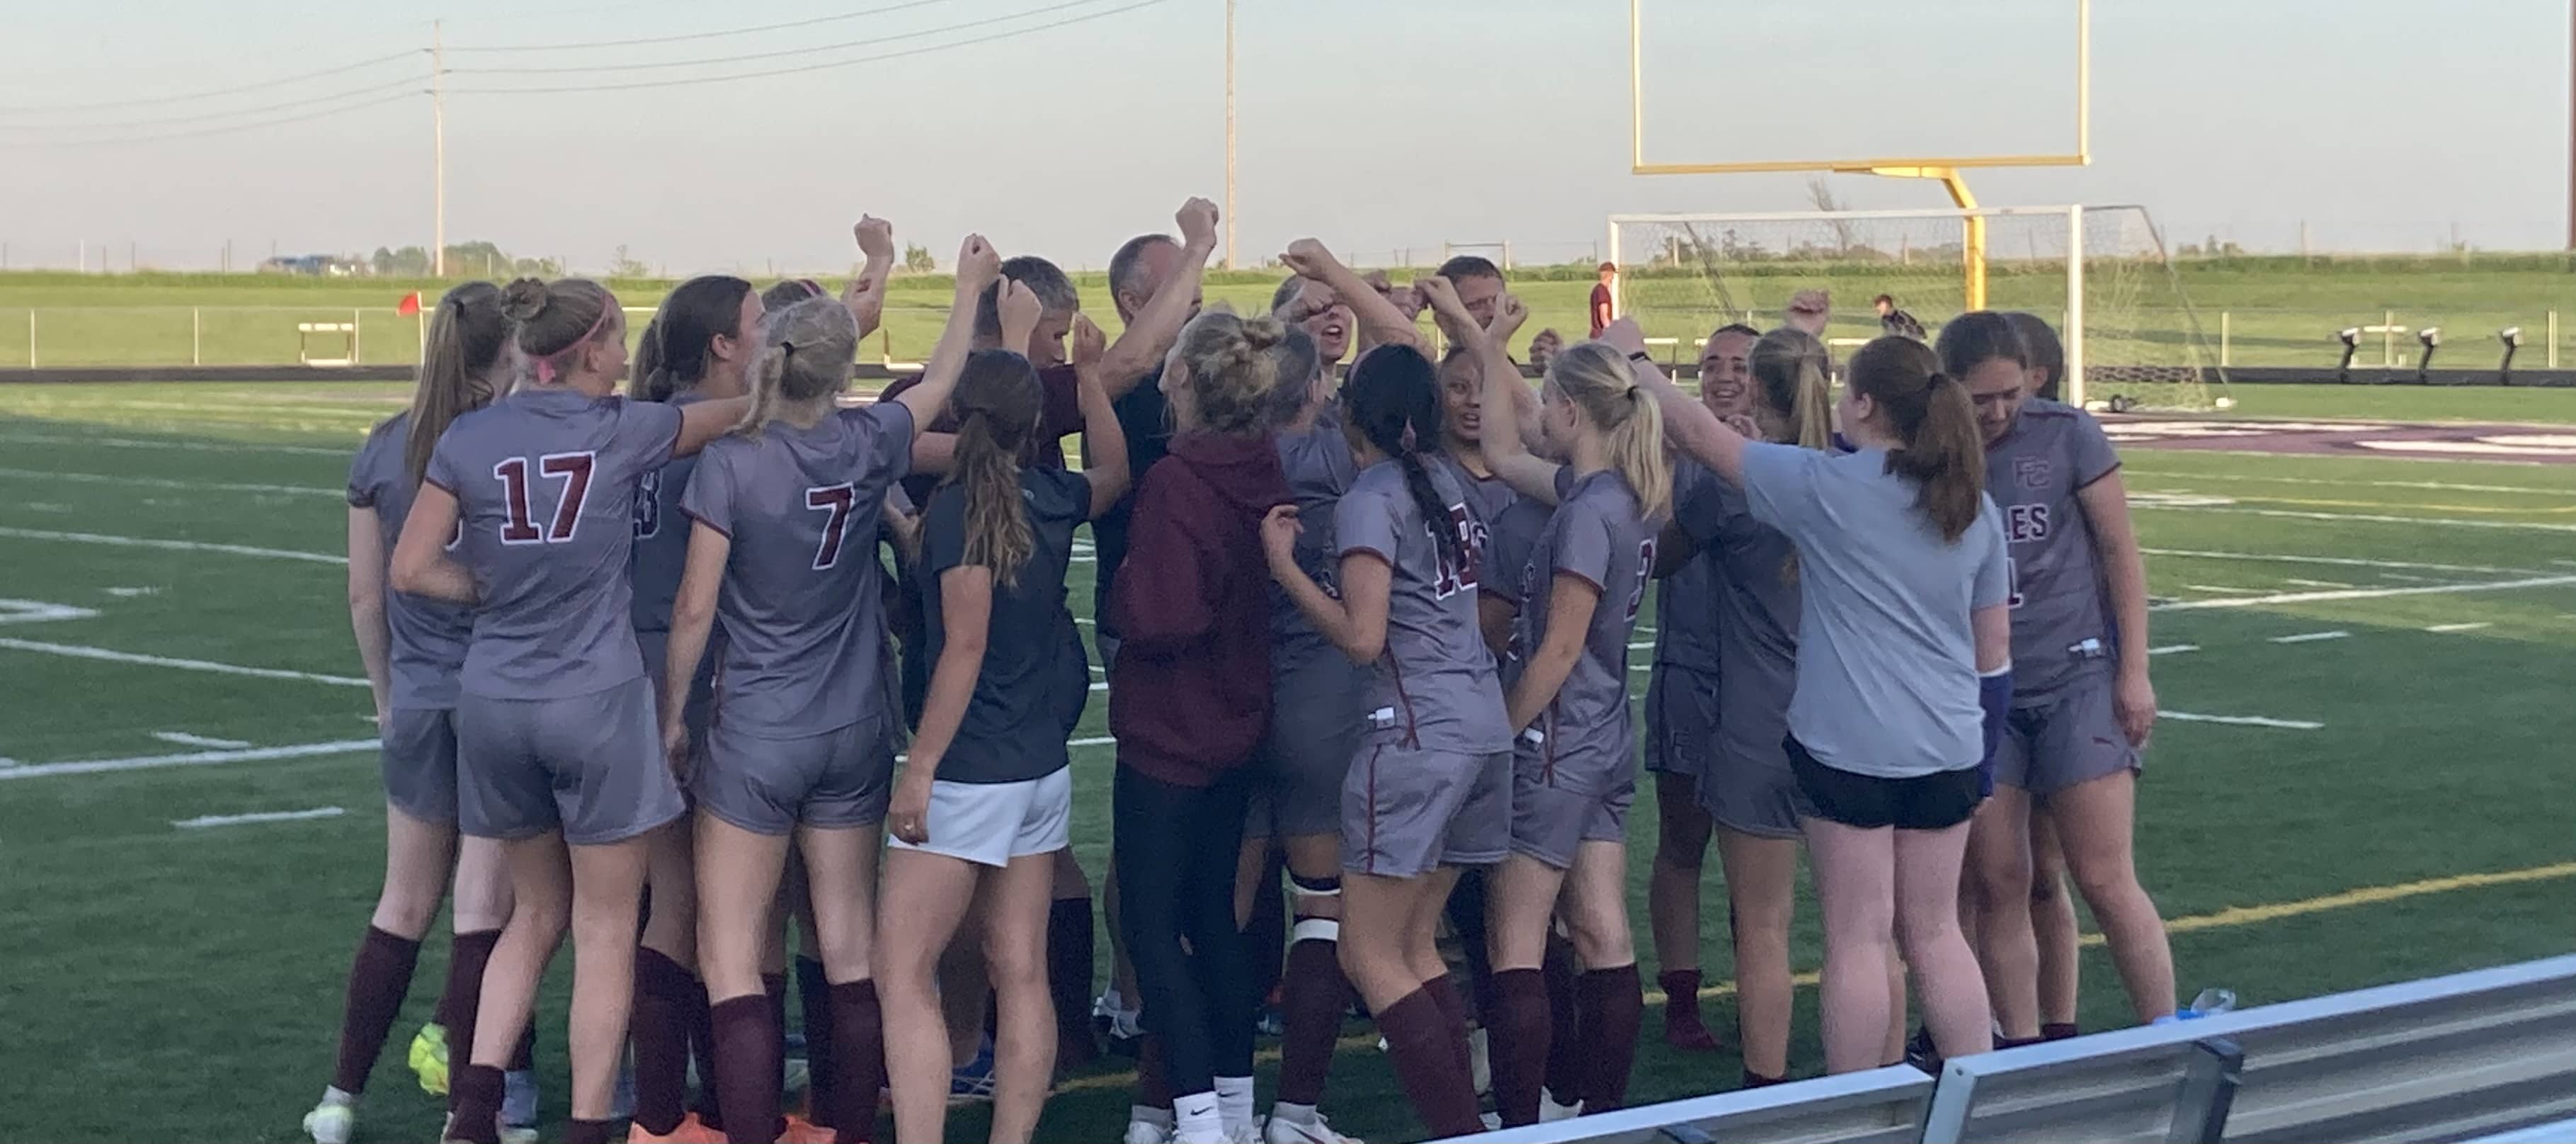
[1606,204,2230,412]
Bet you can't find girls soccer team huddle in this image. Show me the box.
[306,200,2174,1144]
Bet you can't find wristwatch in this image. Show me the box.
[1626,350,1653,363]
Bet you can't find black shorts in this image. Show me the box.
[1784,735,1981,832]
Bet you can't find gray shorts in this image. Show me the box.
[1700,735,1806,840]
[1510,744,1636,870]
[886,767,1073,868]
[1248,657,1367,840]
[381,707,460,826]
[1642,664,1719,780]
[456,676,683,846]
[1342,735,1510,878]
[1993,675,2143,800]
[696,716,894,837]
[635,629,715,742]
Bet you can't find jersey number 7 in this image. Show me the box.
[495,453,596,545]
[807,482,858,570]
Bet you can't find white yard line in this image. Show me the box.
[2183,584,2267,596]
[151,731,253,749]
[2283,578,2355,589]
[0,599,101,625]
[2132,504,2576,535]
[2138,548,2533,575]
[2270,630,2352,645]
[2130,471,2576,497]
[2152,575,2576,612]
[2148,645,2201,655]
[0,526,346,565]
[2158,710,2325,730]
[0,638,370,686]
[2380,573,2435,583]
[0,468,338,497]
[173,806,346,829]
[2426,622,2493,633]
[0,738,379,781]
[0,432,353,456]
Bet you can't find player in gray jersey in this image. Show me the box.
[1262,342,1505,1141]
[1446,277,1671,1126]
[307,283,528,1144]
[1943,312,2175,1038]
[1640,321,1757,1053]
[654,241,992,1144]
[389,276,758,1144]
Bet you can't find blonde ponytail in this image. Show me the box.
[1546,341,1672,520]
[736,295,857,439]
[1750,327,1835,451]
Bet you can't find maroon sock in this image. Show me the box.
[1741,1068,1788,1089]
[629,947,697,1135]
[794,957,836,1128]
[763,972,790,1080]
[1275,939,1352,1106]
[1658,968,1718,1050]
[1540,940,1582,1102]
[690,978,723,1132]
[826,980,884,1143]
[1575,964,1643,1114]
[331,926,423,1094]
[1999,1033,2046,1050]
[435,930,501,1044]
[712,995,785,1144]
[1136,1036,1173,1109]
[1486,968,1551,1127]
[2042,1022,2080,1041]
[1377,986,1483,1139]
[1244,873,1287,1011]
[448,1063,506,1144]
[564,1119,620,1144]
[1421,973,1472,1077]
[1048,897,1100,1070]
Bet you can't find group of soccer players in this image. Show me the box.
[304,198,2172,1144]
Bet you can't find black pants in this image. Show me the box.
[1114,764,1256,1099]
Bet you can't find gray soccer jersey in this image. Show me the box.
[1653,460,1724,676]
[1335,458,1511,755]
[1475,465,1561,611]
[1739,443,2010,778]
[425,388,683,700]
[348,413,474,710]
[921,465,1091,785]
[1675,469,1801,773]
[679,403,916,737]
[1505,468,1658,788]
[1983,399,2122,696]
[1271,414,1361,659]
[629,392,707,634]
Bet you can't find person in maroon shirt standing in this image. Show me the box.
[1107,307,1300,1144]
[1589,262,1618,338]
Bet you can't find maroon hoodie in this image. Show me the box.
[1107,430,1292,787]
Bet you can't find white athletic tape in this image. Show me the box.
[0,468,338,497]
[1291,917,1340,944]
[173,806,346,829]
[1289,880,1342,900]
[2151,575,2576,612]
[2158,710,2323,730]
[0,526,346,565]
[0,737,380,781]
[0,638,370,686]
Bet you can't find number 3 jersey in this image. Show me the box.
[679,403,916,739]
[1982,397,2123,697]
[1505,468,1658,791]
[426,387,683,701]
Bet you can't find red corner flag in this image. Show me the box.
[396,290,423,317]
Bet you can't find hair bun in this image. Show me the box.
[501,278,552,323]
[1238,313,1287,352]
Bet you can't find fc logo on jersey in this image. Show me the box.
[2014,455,2052,489]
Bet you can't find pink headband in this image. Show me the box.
[533,300,615,385]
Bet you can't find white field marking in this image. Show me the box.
[0,758,16,769]
[151,731,253,749]
[2152,575,2576,612]
[0,467,338,497]
[1073,617,1094,627]
[2556,560,2576,568]
[2426,622,2493,633]
[173,806,346,829]
[1628,641,1657,650]
[1089,681,1107,691]
[0,432,353,456]
[2128,470,2576,497]
[2138,548,2534,576]
[0,638,370,686]
[2132,504,2576,535]
[2183,584,2267,596]
[2270,630,2352,644]
[105,586,160,596]
[2158,710,2324,730]
[2284,578,2355,589]
[0,599,101,625]
[2380,573,2435,583]
[0,737,379,781]
[2148,645,2201,655]
[0,527,346,565]
[24,502,71,512]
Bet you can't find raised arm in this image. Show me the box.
[1429,278,1558,504]
[659,521,729,781]
[389,484,477,605]
[1280,239,1422,352]
[1609,316,1750,485]
[846,215,897,341]
[893,234,1001,430]
[2078,470,2156,746]
[675,396,754,458]
[1070,315,1132,519]
[890,565,992,846]
[1099,198,1219,400]
[346,507,392,726]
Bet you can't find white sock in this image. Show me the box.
[1174,1092,1224,1144]
[1215,1075,1255,1134]
[1270,1100,1319,1126]
[320,1086,355,1107]
[1130,1104,1175,1130]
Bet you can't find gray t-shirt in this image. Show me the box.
[679,403,915,737]
[348,413,474,710]
[1740,443,2010,778]
[1504,468,1658,788]
[629,391,706,635]
[1336,458,1511,754]
[426,387,682,700]
[1676,470,1801,771]
[1984,399,2121,696]
[922,466,1091,784]
[1653,460,1725,676]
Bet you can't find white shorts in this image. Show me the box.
[886,767,1072,868]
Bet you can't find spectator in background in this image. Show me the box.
[1874,294,1926,341]
[1589,263,1617,338]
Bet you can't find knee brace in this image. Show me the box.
[1289,873,1340,944]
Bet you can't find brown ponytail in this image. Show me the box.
[1749,327,1834,451]
[1848,335,1986,541]
[945,349,1042,589]
[406,282,507,483]
[502,276,618,385]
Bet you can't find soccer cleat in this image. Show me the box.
[780,1114,837,1143]
[1539,1091,1582,1122]
[499,1128,537,1144]
[410,1022,452,1096]
[628,1112,724,1143]
[501,1068,539,1143]
[1468,1027,1491,1097]
[1265,1111,1361,1144]
[1123,1118,1175,1144]
[948,1036,997,1104]
[1095,989,1146,1055]
[301,1097,354,1144]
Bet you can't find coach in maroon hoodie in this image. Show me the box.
[1107,310,1302,1141]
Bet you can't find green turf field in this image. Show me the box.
[3,382,2574,1143]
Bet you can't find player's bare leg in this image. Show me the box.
[2052,771,2175,1021]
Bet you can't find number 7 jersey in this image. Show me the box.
[679,403,916,737]
[426,387,683,700]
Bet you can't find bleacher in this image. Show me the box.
[1444,954,2576,1144]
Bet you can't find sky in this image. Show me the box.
[0,0,2568,274]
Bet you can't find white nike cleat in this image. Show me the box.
[1265,1111,1362,1144]
[300,1097,353,1144]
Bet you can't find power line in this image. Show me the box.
[448,0,1170,95]
[0,77,427,135]
[445,0,960,53]
[0,50,421,116]
[449,0,1105,75]
[0,91,420,149]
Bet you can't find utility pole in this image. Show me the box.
[433,20,448,277]
[1224,0,1237,270]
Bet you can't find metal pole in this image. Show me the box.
[2219,310,2230,368]
[2553,310,2562,368]
[1223,0,1237,271]
[2567,0,2574,252]
[193,307,202,366]
[2064,203,2086,407]
[353,307,364,366]
[27,310,34,368]
[2383,309,2395,368]
[433,21,448,277]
